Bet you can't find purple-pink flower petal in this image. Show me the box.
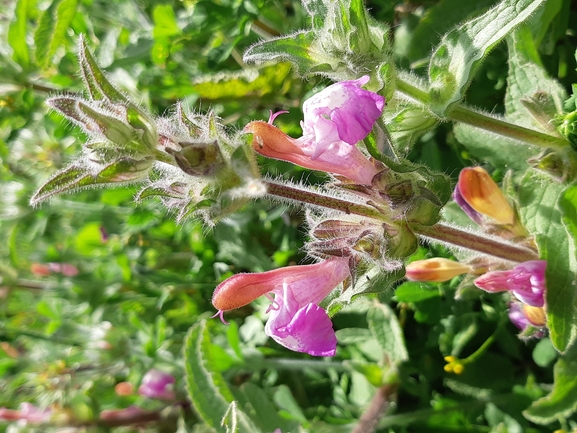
[474,260,546,307]
[265,283,336,356]
[300,76,384,159]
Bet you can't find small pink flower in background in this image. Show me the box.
[0,404,51,424]
[115,382,134,396]
[18,403,51,423]
[100,405,149,421]
[212,257,351,356]
[456,167,516,225]
[474,260,546,307]
[138,369,175,400]
[298,76,385,159]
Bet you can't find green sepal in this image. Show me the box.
[31,157,152,205]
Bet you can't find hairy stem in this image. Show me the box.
[351,384,397,433]
[415,223,539,263]
[395,78,567,149]
[263,180,389,221]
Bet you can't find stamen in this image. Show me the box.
[265,293,281,313]
[268,110,290,125]
[210,310,230,325]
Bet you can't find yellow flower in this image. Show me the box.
[443,356,465,375]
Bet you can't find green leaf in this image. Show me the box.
[401,0,496,65]
[243,31,320,74]
[8,0,31,69]
[394,281,441,303]
[184,321,260,433]
[453,123,534,171]
[367,303,408,364]
[193,64,292,101]
[505,25,567,132]
[234,383,299,433]
[428,0,546,116]
[524,344,577,423]
[34,0,78,70]
[518,170,577,352]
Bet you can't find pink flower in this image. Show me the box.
[244,76,384,185]
[474,260,547,307]
[18,403,51,423]
[212,258,351,356]
[298,76,385,159]
[138,369,175,400]
[0,404,51,424]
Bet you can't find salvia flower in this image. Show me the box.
[474,260,547,307]
[298,76,385,159]
[456,167,516,225]
[212,258,351,356]
[138,369,175,400]
[245,76,384,184]
[405,258,473,283]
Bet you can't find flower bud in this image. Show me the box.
[165,140,225,177]
[456,167,515,225]
[405,258,473,283]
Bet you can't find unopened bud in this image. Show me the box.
[406,258,473,282]
[457,167,515,225]
[165,141,225,176]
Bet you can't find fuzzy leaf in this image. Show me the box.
[428,0,545,116]
[243,31,320,74]
[367,303,408,364]
[184,321,260,433]
[31,158,152,205]
[518,170,577,352]
[34,0,78,69]
[505,25,567,132]
[8,0,31,69]
[524,344,577,423]
[30,164,89,205]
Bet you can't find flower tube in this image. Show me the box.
[212,257,351,356]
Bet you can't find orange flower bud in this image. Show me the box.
[405,258,473,283]
[457,167,515,225]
